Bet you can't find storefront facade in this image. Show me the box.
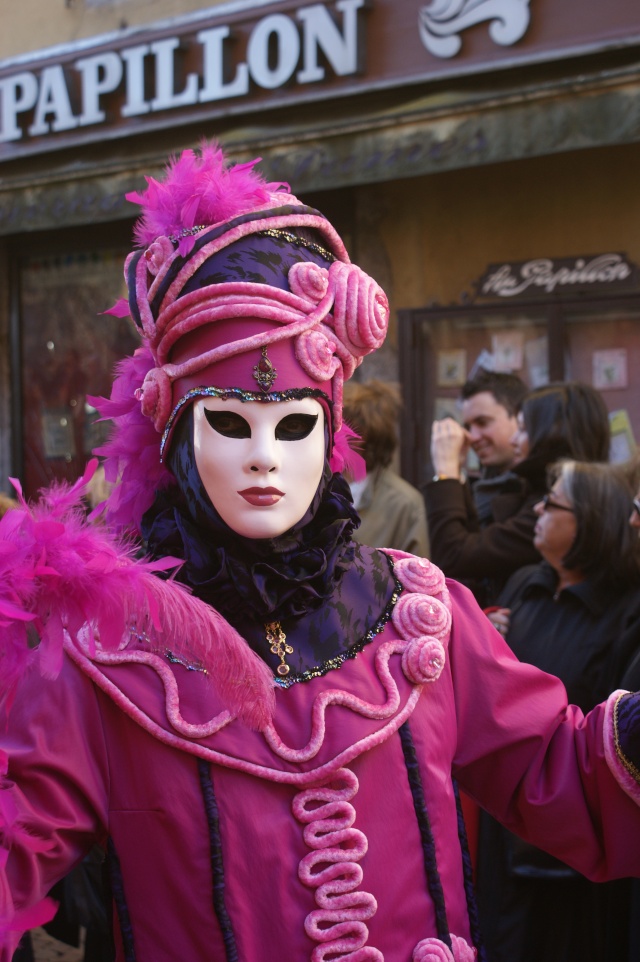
[1,0,640,495]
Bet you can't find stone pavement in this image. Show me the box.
[29,927,84,962]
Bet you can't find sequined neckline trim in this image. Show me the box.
[160,385,332,459]
[135,554,402,688]
[129,627,210,675]
[274,553,403,689]
[166,649,208,674]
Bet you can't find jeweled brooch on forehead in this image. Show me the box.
[253,346,277,392]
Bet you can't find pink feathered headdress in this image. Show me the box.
[93,142,387,529]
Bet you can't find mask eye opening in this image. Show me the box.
[275,413,319,441]
[204,409,251,439]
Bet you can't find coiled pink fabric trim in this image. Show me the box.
[263,553,452,762]
[65,636,234,738]
[64,634,421,786]
[64,555,452,787]
[293,767,383,962]
[413,935,476,961]
[132,222,389,434]
[264,639,411,762]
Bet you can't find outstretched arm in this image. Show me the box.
[447,581,640,880]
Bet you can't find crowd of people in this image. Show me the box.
[2,144,640,962]
[418,370,640,962]
[341,365,640,962]
[343,366,640,962]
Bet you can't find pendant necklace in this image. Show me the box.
[265,621,293,676]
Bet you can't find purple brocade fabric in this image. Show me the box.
[616,692,640,775]
[147,217,333,322]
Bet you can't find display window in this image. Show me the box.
[399,294,640,487]
[15,236,138,499]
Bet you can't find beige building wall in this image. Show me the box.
[0,0,229,59]
[0,239,10,493]
[376,141,640,327]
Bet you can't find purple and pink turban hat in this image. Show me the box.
[92,142,389,532]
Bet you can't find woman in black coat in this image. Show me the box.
[479,459,640,962]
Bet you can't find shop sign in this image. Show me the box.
[476,254,640,299]
[0,0,365,146]
[1,0,640,160]
[419,0,530,59]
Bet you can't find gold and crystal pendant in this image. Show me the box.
[265,621,293,676]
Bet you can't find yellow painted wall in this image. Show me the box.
[376,141,640,327]
[0,0,229,60]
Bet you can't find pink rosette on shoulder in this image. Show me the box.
[392,556,448,599]
[401,636,446,685]
[391,592,451,685]
[392,593,452,646]
[330,261,389,357]
[413,937,455,962]
[135,367,173,433]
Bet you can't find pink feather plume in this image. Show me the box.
[88,346,176,533]
[127,142,290,249]
[0,465,275,730]
[330,423,366,481]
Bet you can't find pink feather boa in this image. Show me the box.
[88,346,176,533]
[0,461,275,730]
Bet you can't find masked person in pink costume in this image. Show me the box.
[2,145,640,962]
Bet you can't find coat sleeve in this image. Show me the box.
[424,479,541,580]
[384,496,430,558]
[446,580,640,882]
[0,655,109,960]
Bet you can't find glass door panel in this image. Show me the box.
[20,248,139,499]
[565,308,640,462]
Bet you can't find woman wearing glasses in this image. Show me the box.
[482,460,640,962]
[425,382,610,608]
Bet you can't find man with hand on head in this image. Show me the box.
[424,369,530,606]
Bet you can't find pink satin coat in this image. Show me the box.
[1,553,639,962]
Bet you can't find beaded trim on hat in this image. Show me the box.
[168,224,207,244]
[159,385,332,460]
[256,228,336,262]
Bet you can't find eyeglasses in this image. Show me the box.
[632,498,640,519]
[541,494,575,514]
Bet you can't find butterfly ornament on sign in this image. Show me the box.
[419,0,531,58]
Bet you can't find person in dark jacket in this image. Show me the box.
[480,459,640,962]
[424,381,611,606]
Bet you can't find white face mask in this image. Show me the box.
[192,396,326,540]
